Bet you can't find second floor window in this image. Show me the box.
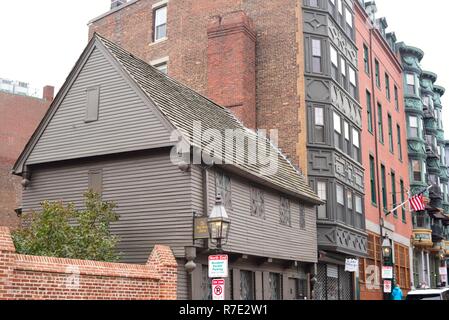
[154,5,167,41]
[411,160,422,182]
[400,180,406,223]
[317,181,327,219]
[378,103,384,143]
[370,155,377,205]
[367,90,373,133]
[216,172,232,209]
[280,197,291,226]
[391,171,397,217]
[314,106,325,143]
[406,74,416,95]
[363,44,370,74]
[250,187,265,219]
[375,59,380,87]
[408,116,419,138]
[385,73,391,100]
[312,39,322,73]
[381,164,387,211]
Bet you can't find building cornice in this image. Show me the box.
[88,0,140,25]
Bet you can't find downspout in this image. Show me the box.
[368,26,387,297]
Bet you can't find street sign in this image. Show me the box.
[208,255,229,278]
[382,266,393,279]
[383,280,392,293]
[193,217,209,240]
[345,259,359,273]
[212,279,225,300]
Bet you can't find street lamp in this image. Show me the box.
[208,195,231,252]
[382,235,393,265]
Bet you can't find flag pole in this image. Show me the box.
[387,185,431,216]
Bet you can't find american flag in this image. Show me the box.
[409,194,425,212]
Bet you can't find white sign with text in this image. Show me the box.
[208,255,229,278]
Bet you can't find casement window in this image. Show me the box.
[334,112,342,149]
[381,164,387,211]
[240,271,255,300]
[337,0,343,22]
[88,169,103,196]
[370,155,377,205]
[355,195,363,229]
[330,46,339,80]
[328,0,335,14]
[201,265,212,300]
[154,62,168,74]
[317,181,327,219]
[375,59,380,87]
[250,186,265,219]
[336,184,345,222]
[349,67,357,98]
[385,73,391,100]
[280,197,291,226]
[363,44,370,74]
[411,160,422,182]
[269,273,282,300]
[367,90,373,133]
[153,5,167,42]
[352,128,360,163]
[391,171,397,217]
[345,8,353,37]
[312,39,322,73]
[314,106,325,143]
[85,87,100,123]
[400,180,406,223]
[406,74,416,95]
[341,57,347,89]
[344,121,351,156]
[347,190,354,226]
[299,205,306,230]
[216,172,232,209]
[397,125,403,161]
[378,103,384,143]
[388,114,394,153]
[394,85,399,110]
[408,116,419,138]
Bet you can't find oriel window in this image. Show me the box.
[312,39,322,73]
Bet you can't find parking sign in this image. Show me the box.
[208,255,229,278]
[212,279,225,300]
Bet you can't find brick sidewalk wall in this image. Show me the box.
[0,226,177,300]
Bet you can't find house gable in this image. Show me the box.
[18,41,174,171]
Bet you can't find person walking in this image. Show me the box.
[391,283,403,300]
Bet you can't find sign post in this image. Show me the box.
[212,279,225,301]
[208,255,229,278]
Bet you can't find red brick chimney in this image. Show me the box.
[207,11,257,129]
[43,85,54,102]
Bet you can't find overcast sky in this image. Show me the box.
[1,0,448,136]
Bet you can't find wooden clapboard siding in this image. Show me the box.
[27,46,172,165]
[23,151,193,262]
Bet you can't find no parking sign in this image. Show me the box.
[212,279,225,300]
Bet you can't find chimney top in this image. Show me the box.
[111,0,126,10]
[43,85,54,102]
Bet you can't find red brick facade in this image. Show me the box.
[89,0,308,173]
[355,2,412,300]
[0,226,177,300]
[0,90,53,229]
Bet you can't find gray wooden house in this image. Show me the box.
[13,34,321,300]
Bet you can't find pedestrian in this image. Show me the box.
[391,283,403,301]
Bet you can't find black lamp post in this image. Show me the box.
[382,235,393,300]
[207,195,231,252]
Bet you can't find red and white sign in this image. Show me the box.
[383,280,392,293]
[212,279,225,301]
[382,266,393,279]
[208,255,229,278]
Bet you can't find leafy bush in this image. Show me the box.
[12,191,120,262]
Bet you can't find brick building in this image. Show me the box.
[0,83,54,228]
[354,0,413,300]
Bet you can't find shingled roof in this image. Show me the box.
[94,34,321,204]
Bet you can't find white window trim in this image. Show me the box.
[152,0,168,9]
[150,56,169,66]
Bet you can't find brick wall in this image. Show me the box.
[0,226,177,300]
[89,0,307,172]
[0,91,53,228]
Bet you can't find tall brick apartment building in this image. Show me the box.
[354,1,413,299]
[0,82,54,228]
[89,0,368,300]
